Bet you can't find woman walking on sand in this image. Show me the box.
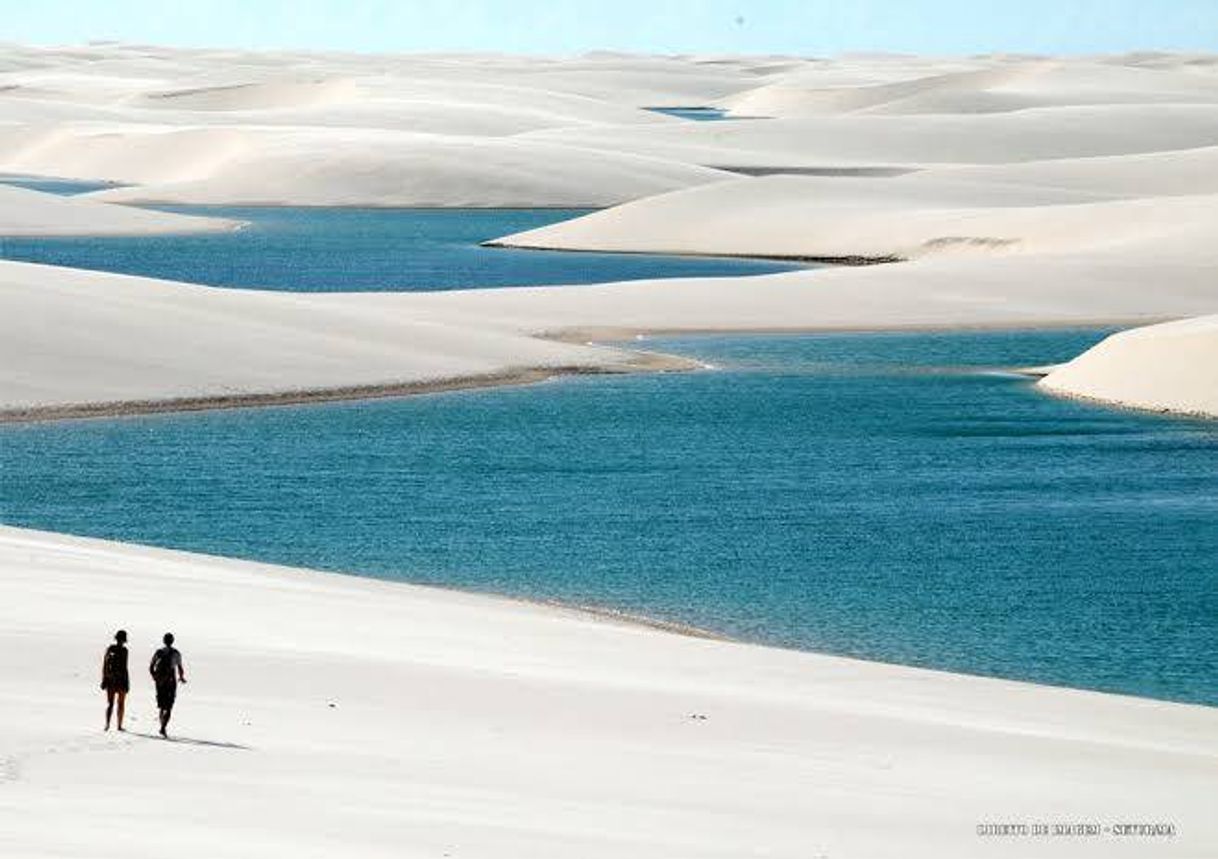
[101,629,130,732]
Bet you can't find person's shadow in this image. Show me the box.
[128,731,250,750]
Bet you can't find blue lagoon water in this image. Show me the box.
[0,206,802,291]
[0,201,1213,704]
[4,330,1217,705]
[0,175,120,195]
[645,107,732,121]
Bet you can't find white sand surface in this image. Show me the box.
[1,525,1215,858]
[2,124,730,208]
[922,146,1218,197]
[520,104,1218,169]
[1039,315,1218,417]
[719,58,1218,117]
[83,131,731,208]
[0,183,237,236]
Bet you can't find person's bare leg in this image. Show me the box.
[159,708,169,737]
[116,692,126,732]
[104,689,115,731]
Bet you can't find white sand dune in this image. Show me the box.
[523,103,1218,168]
[85,132,732,208]
[2,124,731,207]
[721,58,1218,117]
[1039,315,1218,417]
[0,48,757,206]
[491,175,1218,260]
[0,260,637,413]
[133,77,363,111]
[126,75,675,135]
[0,124,256,186]
[6,47,1218,206]
[2,526,1215,858]
[924,145,1218,197]
[0,182,236,235]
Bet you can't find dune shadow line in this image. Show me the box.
[128,731,251,750]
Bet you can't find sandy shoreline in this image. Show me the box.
[1037,384,1218,420]
[481,239,903,266]
[0,349,700,424]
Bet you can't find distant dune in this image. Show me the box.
[2,47,1218,416]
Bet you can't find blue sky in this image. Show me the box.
[6,0,1218,55]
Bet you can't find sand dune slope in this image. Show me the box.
[85,133,731,208]
[0,124,256,186]
[1,526,1215,859]
[721,58,1218,117]
[523,103,1218,169]
[926,146,1218,197]
[0,260,628,413]
[2,123,730,207]
[492,175,1218,260]
[1040,315,1218,417]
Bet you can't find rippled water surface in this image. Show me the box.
[0,205,802,291]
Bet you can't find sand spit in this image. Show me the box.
[1,525,1215,858]
[0,351,700,424]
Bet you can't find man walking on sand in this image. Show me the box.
[150,632,187,738]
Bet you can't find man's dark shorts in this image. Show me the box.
[156,680,177,711]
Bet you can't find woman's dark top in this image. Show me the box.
[102,643,130,693]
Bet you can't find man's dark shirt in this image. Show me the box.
[150,646,182,685]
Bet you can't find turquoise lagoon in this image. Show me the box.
[1,205,1215,706]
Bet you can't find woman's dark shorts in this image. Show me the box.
[103,673,130,694]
